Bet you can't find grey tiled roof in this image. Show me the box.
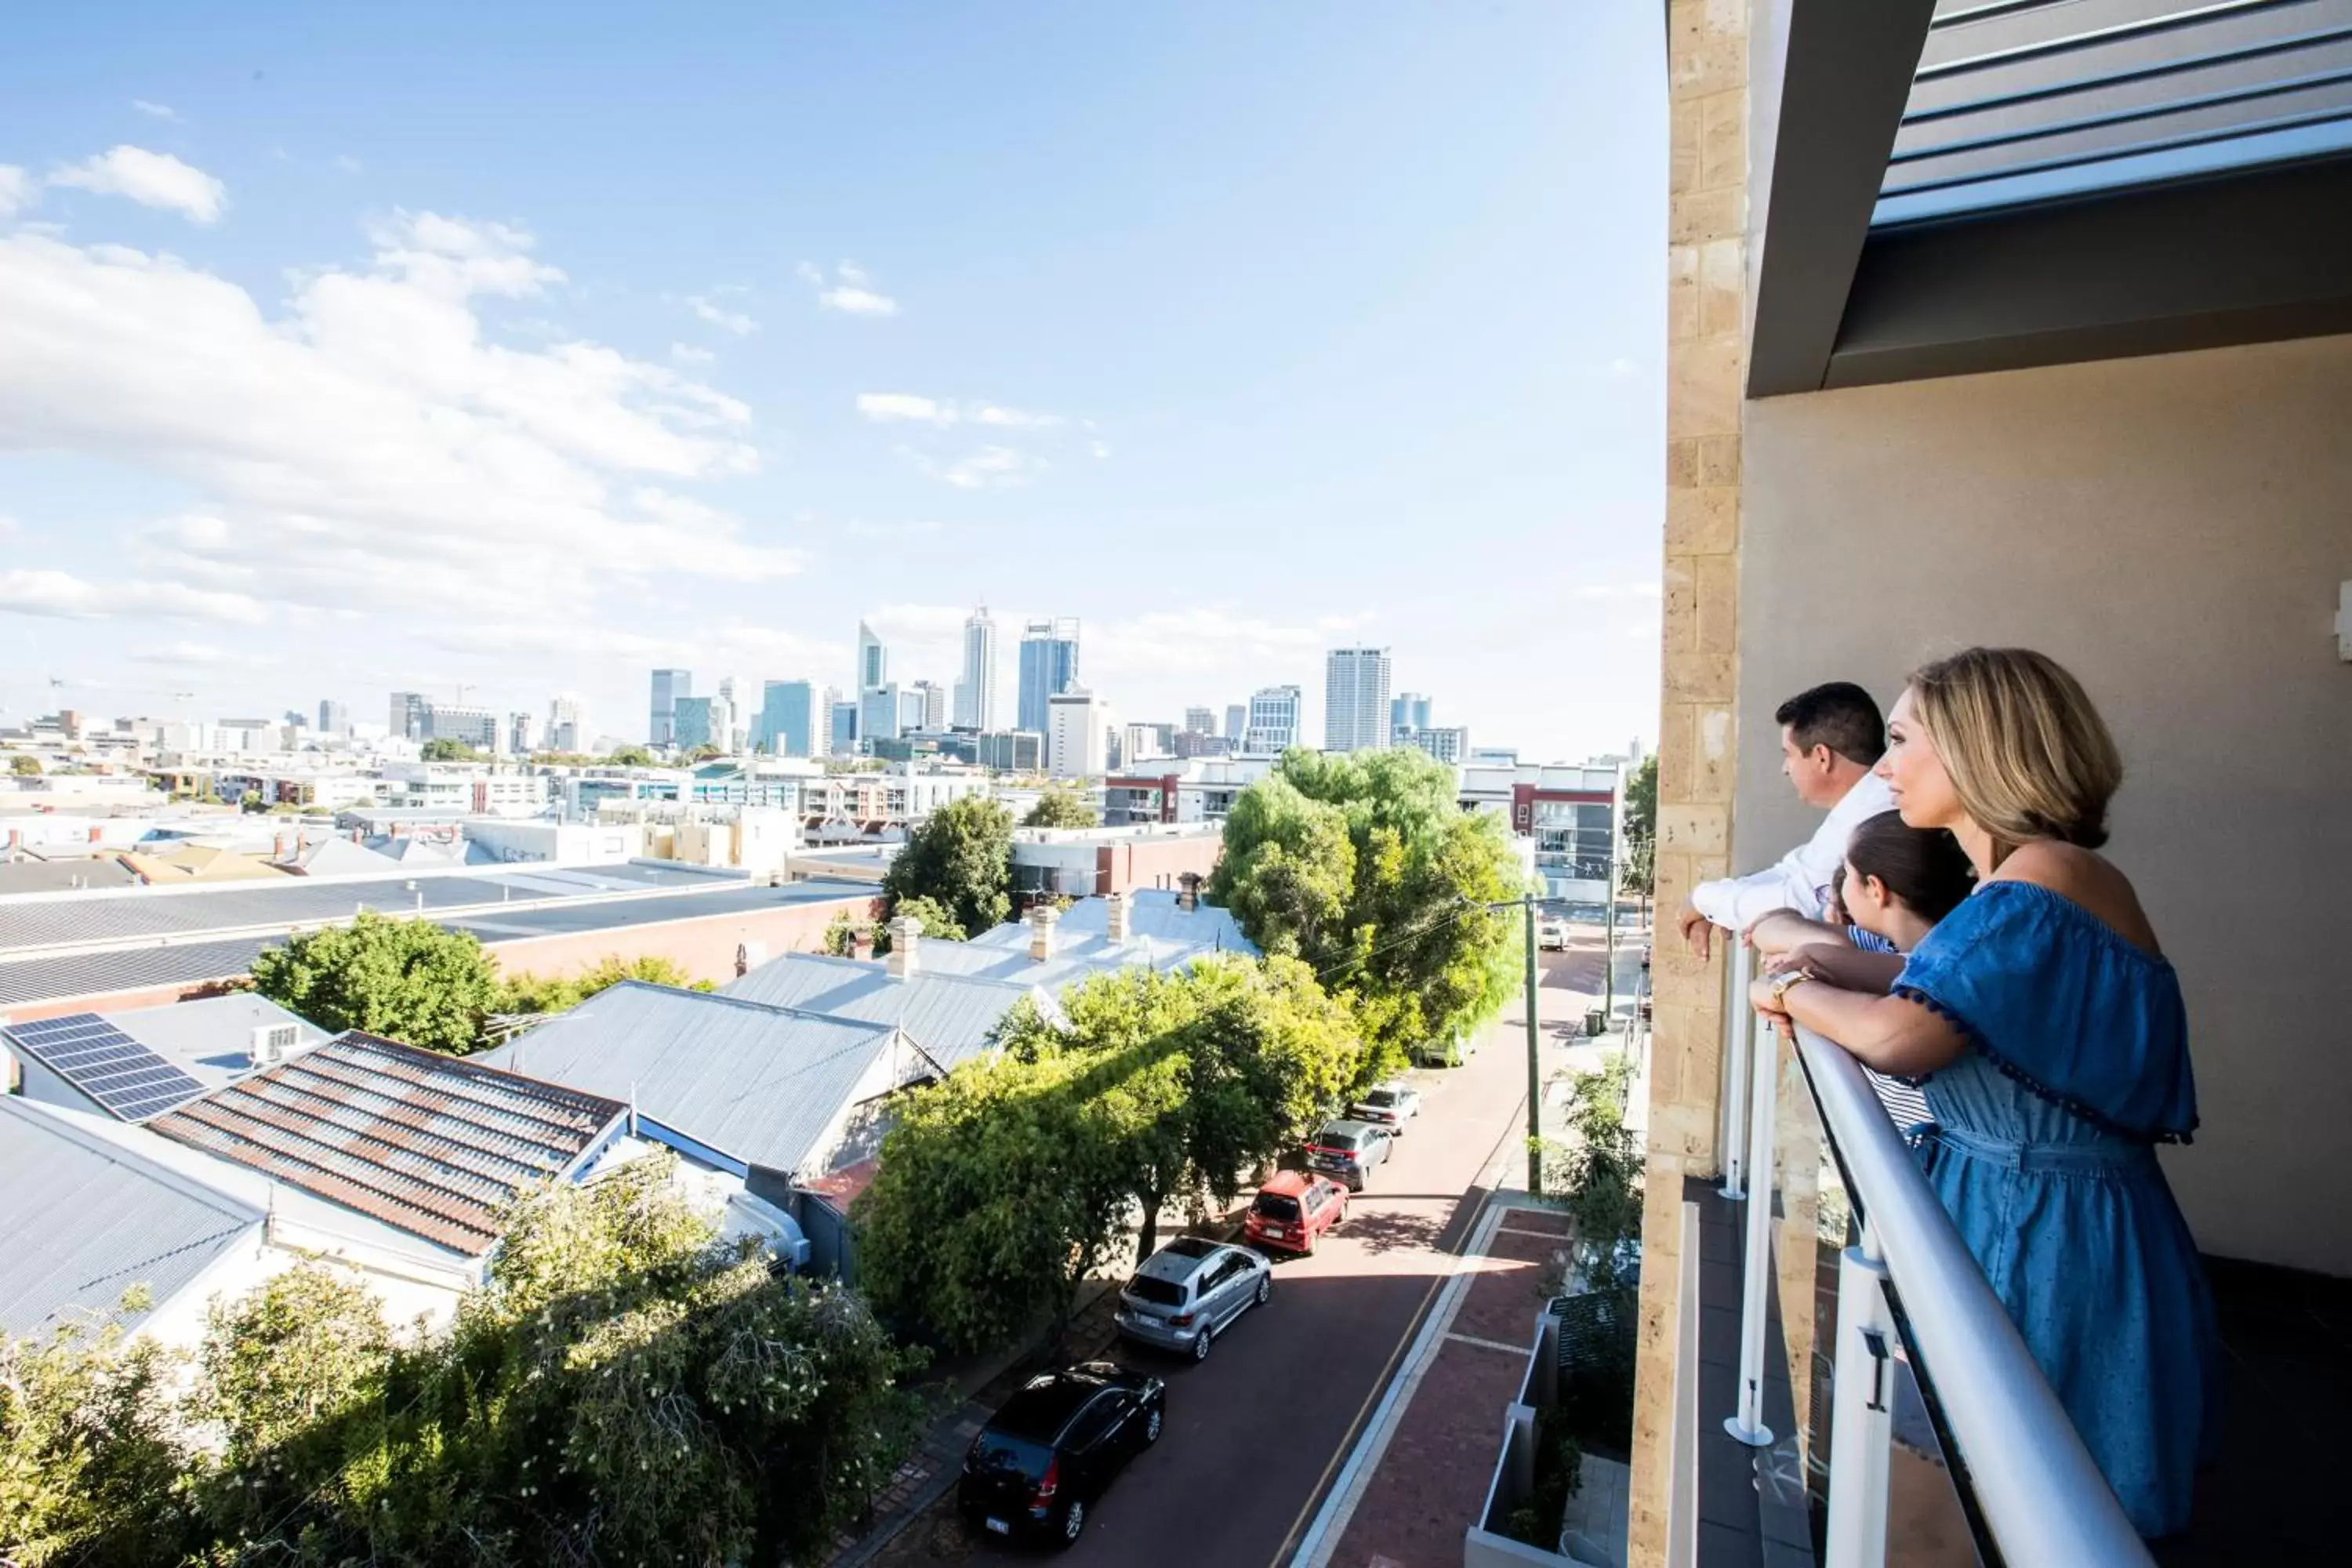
[478,982,927,1177]
[720,951,1056,1070]
[0,1096,265,1338]
[150,1033,626,1256]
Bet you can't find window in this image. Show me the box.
[1253,1192,1302,1223]
[971,1431,1053,1481]
[1065,1392,1125,1450]
[1127,1275,1185,1308]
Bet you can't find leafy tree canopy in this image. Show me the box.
[877,893,967,951]
[497,952,714,1016]
[880,795,1014,937]
[9,754,40,775]
[419,738,482,761]
[1209,746,1522,1075]
[1021,786,1098,829]
[1620,754,1657,895]
[249,911,503,1054]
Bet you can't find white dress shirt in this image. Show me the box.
[1690,770,1896,931]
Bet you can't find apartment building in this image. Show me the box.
[1322,648,1392,753]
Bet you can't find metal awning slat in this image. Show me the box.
[1918,0,2307,81]
[1889,61,2352,161]
[1880,99,2352,198]
[1903,21,2352,122]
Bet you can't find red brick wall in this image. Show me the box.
[1094,835,1225,897]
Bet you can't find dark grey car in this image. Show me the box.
[1305,1119,1395,1191]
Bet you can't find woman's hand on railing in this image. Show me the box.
[1748,973,1798,1040]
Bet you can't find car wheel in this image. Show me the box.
[1144,1404,1163,1445]
[1055,1498,1086,1548]
[1255,1272,1272,1307]
[1191,1327,1212,1363]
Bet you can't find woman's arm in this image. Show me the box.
[1749,973,1967,1077]
[1767,941,1904,996]
[1744,909,1844,956]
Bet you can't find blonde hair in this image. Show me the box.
[1906,648,2121,858]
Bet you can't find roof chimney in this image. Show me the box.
[1177,873,1202,912]
[850,928,873,961]
[1104,890,1131,944]
[1029,902,1060,963]
[886,915,922,979]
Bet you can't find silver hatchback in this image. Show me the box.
[1113,1237,1272,1363]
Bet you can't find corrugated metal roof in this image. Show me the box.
[720,951,1056,1069]
[100,993,332,1091]
[0,1096,265,1338]
[149,1033,626,1256]
[477,982,925,1177]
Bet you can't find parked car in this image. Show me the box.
[1304,1119,1395,1191]
[1410,1030,1475,1068]
[960,1361,1166,1548]
[1114,1236,1272,1362]
[1243,1171,1348,1255]
[1348,1081,1422,1132]
[1538,917,1570,950]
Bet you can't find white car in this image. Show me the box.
[1348,1081,1422,1131]
[1538,919,1571,951]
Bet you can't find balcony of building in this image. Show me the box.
[1639,1,2351,1563]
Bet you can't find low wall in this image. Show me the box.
[485,891,881,987]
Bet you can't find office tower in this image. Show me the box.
[976,730,1045,771]
[318,699,348,735]
[1391,692,1433,736]
[829,698,860,754]
[956,605,1000,729]
[1017,617,1081,734]
[1047,687,1108,779]
[650,669,691,748]
[1324,648,1393,753]
[860,684,900,746]
[547,694,586,753]
[1404,726,1469,764]
[759,680,815,757]
[426,704,499,750]
[909,680,949,731]
[857,621,887,693]
[509,711,536,755]
[1243,685,1303,753]
[390,691,428,741]
[1225,704,1247,742]
[1183,706,1215,735]
[672,696,716,751]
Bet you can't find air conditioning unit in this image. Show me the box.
[250,1022,299,1068]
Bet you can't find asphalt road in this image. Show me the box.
[900,941,1607,1568]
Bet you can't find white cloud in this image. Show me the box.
[335,154,364,175]
[670,342,714,365]
[129,640,275,670]
[798,259,898,317]
[131,100,181,122]
[938,446,1045,490]
[50,145,228,223]
[686,294,758,335]
[0,165,29,220]
[856,393,1062,430]
[1087,607,1369,678]
[0,214,793,647]
[1090,440,1111,459]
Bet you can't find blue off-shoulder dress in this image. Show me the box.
[1889,879,2218,1539]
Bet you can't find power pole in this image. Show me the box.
[1524,895,1542,1194]
[1604,857,1619,1025]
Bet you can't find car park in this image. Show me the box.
[1243,1171,1348,1255]
[960,1361,1166,1548]
[1304,1119,1395,1191]
[1348,1081,1422,1132]
[1114,1236,1272,1362]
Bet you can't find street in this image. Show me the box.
[876,932,1621,1568]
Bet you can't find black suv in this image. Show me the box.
[959,1362,1167,1548]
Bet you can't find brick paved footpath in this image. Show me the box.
[1314,1203,1575,1568]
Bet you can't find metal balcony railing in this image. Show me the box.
[1704,932,2154,1568]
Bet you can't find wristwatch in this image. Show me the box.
[1769,969,1815,1007]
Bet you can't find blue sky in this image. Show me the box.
[0,2,1665,757]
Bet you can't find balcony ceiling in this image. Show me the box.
[1748,0,2352,394]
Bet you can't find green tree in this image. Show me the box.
[8,755,39,776]
[880,795,1014,937]
[419,738,481,761]
[822,909,865,957]
[1210,747,1521,1077]
[497,952,713,1015]
[605,744,657,766]
[1021,786,1098,829]
[249,911,503,1053]
[874,893,967,953]
[1620,753,1657,896]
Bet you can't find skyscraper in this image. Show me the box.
[673,696,716,751]
[1225,704,1247,742]
[1243,685,1302,753]
[547,694,586,753]
[1017,618,1081,734]
[509,711,536,755]
[1324,648,1393,753]
[1183,706,1215,735]
[1391,692,1433,735]
[318,699,349,735]
[758,680,815,757]
[1047,687,1107,779]
[956,605,1000,729]
[389,692,428,742]
[829,698,859,754]
[857,622,887,693]
[861,685,901,746]
[911,681,949,731]
[650,669,691,748]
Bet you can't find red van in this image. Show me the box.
[1243,1171,1348,1255]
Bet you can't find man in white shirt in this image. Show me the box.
[1677,681,1895,957]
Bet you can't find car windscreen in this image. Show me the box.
[1362,1090,1397,1107]
[1126,1274,1185,1307]
[1317,1128,1361,1149]
[971,1431,1053,1480]
[1252,1192,1301,1221]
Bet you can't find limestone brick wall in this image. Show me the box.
[1628,2,1750,1563]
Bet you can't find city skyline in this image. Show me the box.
[0,5,1664,761]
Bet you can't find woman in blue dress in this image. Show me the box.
[1748,646,2216,1539]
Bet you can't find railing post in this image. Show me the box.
[1723,996,1777,1447]
[1824,1218,1893,1568]
[1718,935,1751,1200]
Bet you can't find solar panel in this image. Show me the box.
[1,1013,205,1123]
